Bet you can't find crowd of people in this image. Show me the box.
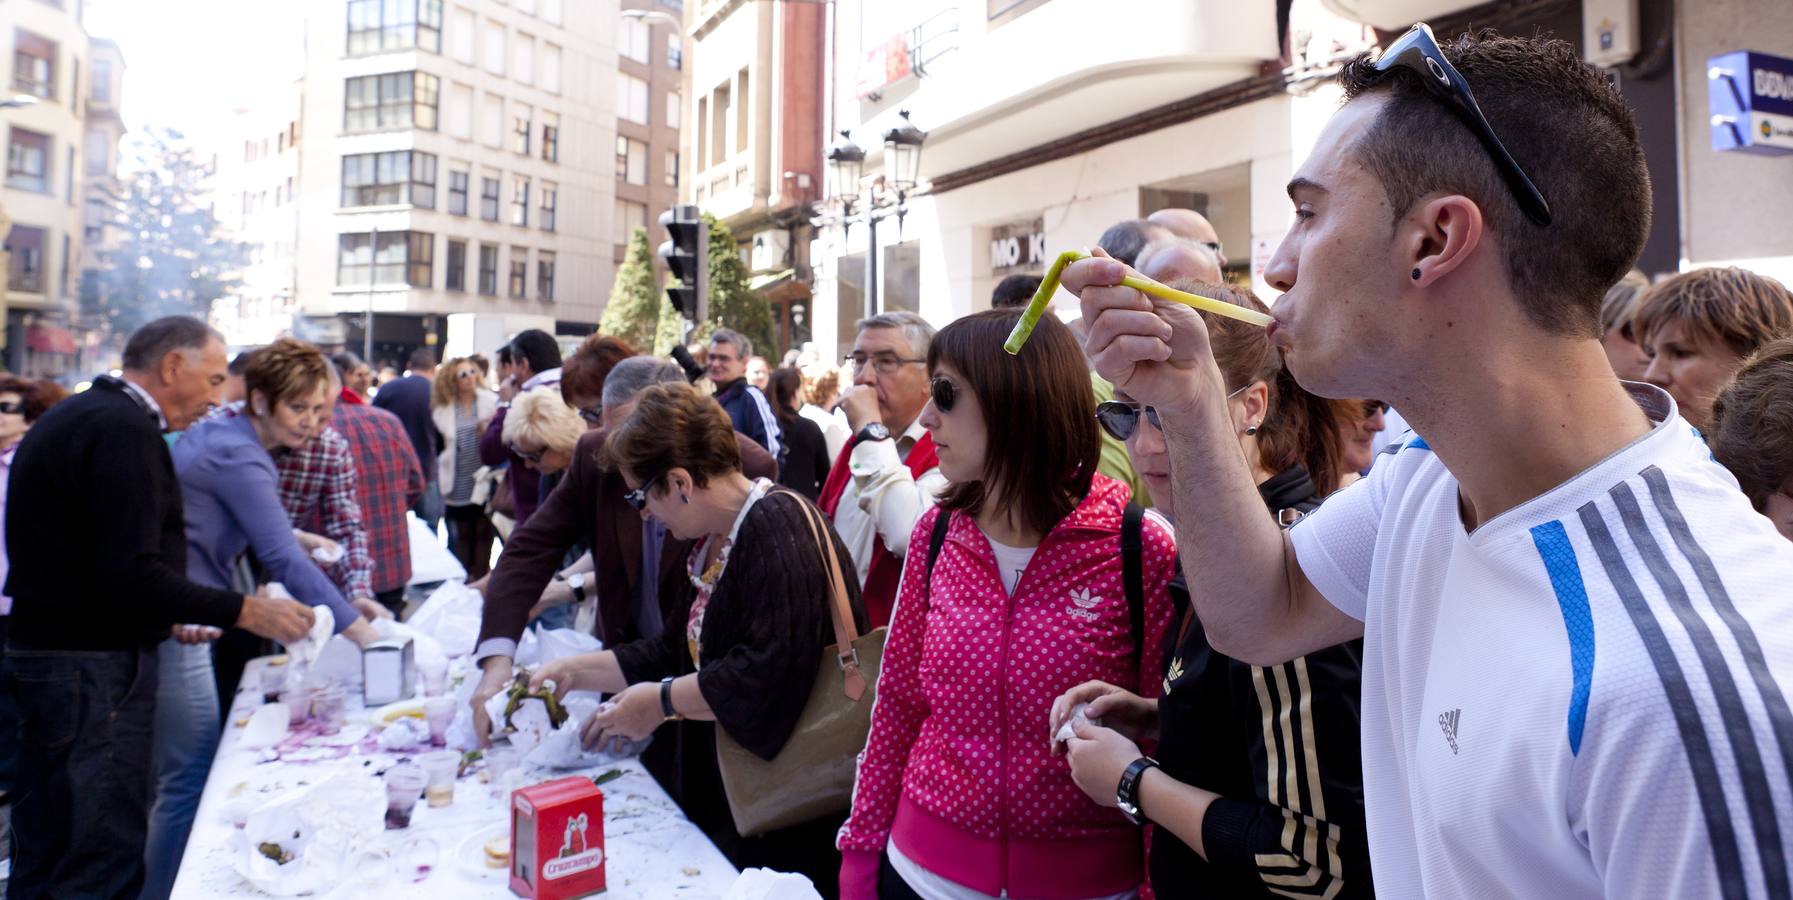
[4,24,1793,900]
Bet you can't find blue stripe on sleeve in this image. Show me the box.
[1530,520,1596,756]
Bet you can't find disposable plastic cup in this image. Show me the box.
[312,686,347,736]
[423,696,456,745]
[259,664,286,703]
[420,750,459,808]
[279,690,309,727]
[384,764,426,829]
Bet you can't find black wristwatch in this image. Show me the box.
[659,676,683,720]
[856,422,892,444]
[1117,757,1159,825]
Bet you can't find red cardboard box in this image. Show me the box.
[510,776,607,898]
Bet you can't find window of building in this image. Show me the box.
[482,21,505,76]
[478,243,498,295]
[445,82,474,139]
[4,224,44,292]
[346,0,443,55]
[6,127,50,193]
[620,19,650,64]
[449,6,475,63]
[542,0,562,25]
[508,247,528,298]
[13,30,56,101]
[512,104,531,155]
[445,238,466,291]
[91,57,111,103]
[615,136,646,185]
[343,71,439,132]
[541,43,561,94]
[666,90,681,130]
[479,92,503,147]
[667,32,682,69]
[340,150,438,208]
[537,250,555,301]
[539,183,556,231]
[709,82,728,166]
[510,175,529,226]
[447,169,468,215]
[615,199,646,246]
[665,149,678,188]
[540,112,559,162]
[516,0,536,14]
[63,144,73,201]
[337,230,435,288]
[479,176,500,220]
[616,74,648,124]
[735,67,750,154]
[513,33,535,86]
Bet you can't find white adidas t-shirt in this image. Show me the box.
[1290,383,1793,898]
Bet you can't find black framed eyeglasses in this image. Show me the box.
[1095,401,1161,441]
[1371,22,1552,226]
[929,377,959,413]
[624,474,661,511]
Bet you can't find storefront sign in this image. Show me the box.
[990,218,1045,274]
[856,33,913,99]
[1709,50,1793,156]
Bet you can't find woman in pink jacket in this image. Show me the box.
[839,309,1179,899]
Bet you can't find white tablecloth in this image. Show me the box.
[172,657,739,898]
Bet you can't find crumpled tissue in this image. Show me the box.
[524,695,648,769]
[406,581,483,658]
[376,716,429,752]
[722,868,823,900]
[230,774,384,896]
[483,686,557,756]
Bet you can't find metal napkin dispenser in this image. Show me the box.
[362,637,415,706]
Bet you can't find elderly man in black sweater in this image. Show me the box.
[3,317,315,900]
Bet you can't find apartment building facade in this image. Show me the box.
[613,0,683,276]
[214,0,617,366]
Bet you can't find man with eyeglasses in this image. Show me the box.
[705,329,782,463]
[1146,207,1227,269]
[817,311,943,627]
[1064,26,1793,898]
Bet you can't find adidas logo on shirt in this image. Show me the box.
[1439,708,1461,755]
[1067,588,1101,622]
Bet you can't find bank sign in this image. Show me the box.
[1709,50,1793,156]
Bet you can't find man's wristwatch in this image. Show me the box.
[659,676,683,721]
[856,422,892,444]
[1117,757,1160,825]
[566,572,586,605]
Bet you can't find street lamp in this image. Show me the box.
[0,94,40,110]
[825,112,927,320]
[619,9,683,29]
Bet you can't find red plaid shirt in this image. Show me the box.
[329,402,425,593]
[199,402,374,598]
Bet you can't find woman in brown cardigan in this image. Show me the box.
[533,381,867,895]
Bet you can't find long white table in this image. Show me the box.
[172,657,739,898]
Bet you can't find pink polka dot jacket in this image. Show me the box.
[838,475,1179,899]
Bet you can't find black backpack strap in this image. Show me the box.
[921,508,953,611]
[1123,502,1145,667]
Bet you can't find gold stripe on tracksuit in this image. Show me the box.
[1250,660,1345,899]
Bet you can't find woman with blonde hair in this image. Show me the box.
[433,357,498,577]
[501,389,585,478]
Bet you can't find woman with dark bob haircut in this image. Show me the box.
[531,381,868,890]
[839,309,1180,900]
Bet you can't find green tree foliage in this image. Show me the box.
[701,214,776,357]
[598,227,661,350]
[89,128,247,337]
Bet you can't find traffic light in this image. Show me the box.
[659,205,708,324]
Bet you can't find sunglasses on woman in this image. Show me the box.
[624,474,661,511]
[1094,401,1162,442]
[0,401,22,416]
[507,441,547,464]
[1370,23,1552,226]
[929,377,960,413]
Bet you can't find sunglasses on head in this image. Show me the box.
[929,377,960,413]
[1370,22,1552,226]
[624,474,661,512]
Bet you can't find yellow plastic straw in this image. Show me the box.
[1003,250,1273,355]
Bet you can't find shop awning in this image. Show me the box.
[25,324,78,355]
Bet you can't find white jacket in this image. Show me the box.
[431,389,498,492]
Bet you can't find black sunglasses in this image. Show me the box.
[929,377,959,413]
[507,441,546,464]
[624,474,661,511]
[1371,23,1552,226]
[0,401,22,416]
[1095,401,1162,442]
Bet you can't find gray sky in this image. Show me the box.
[86,0,306,147]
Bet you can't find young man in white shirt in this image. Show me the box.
[1061,25,1793,898]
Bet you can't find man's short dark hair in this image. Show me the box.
[407,346,437,371]
[121,316,224,371]
[496,345,514,365]
[1337,29,1651,337]
[331,351,364,374]
[1096,219,1169,268]
[991,274,1044,309]
[228,349,258,376]
[509,329,563,375]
